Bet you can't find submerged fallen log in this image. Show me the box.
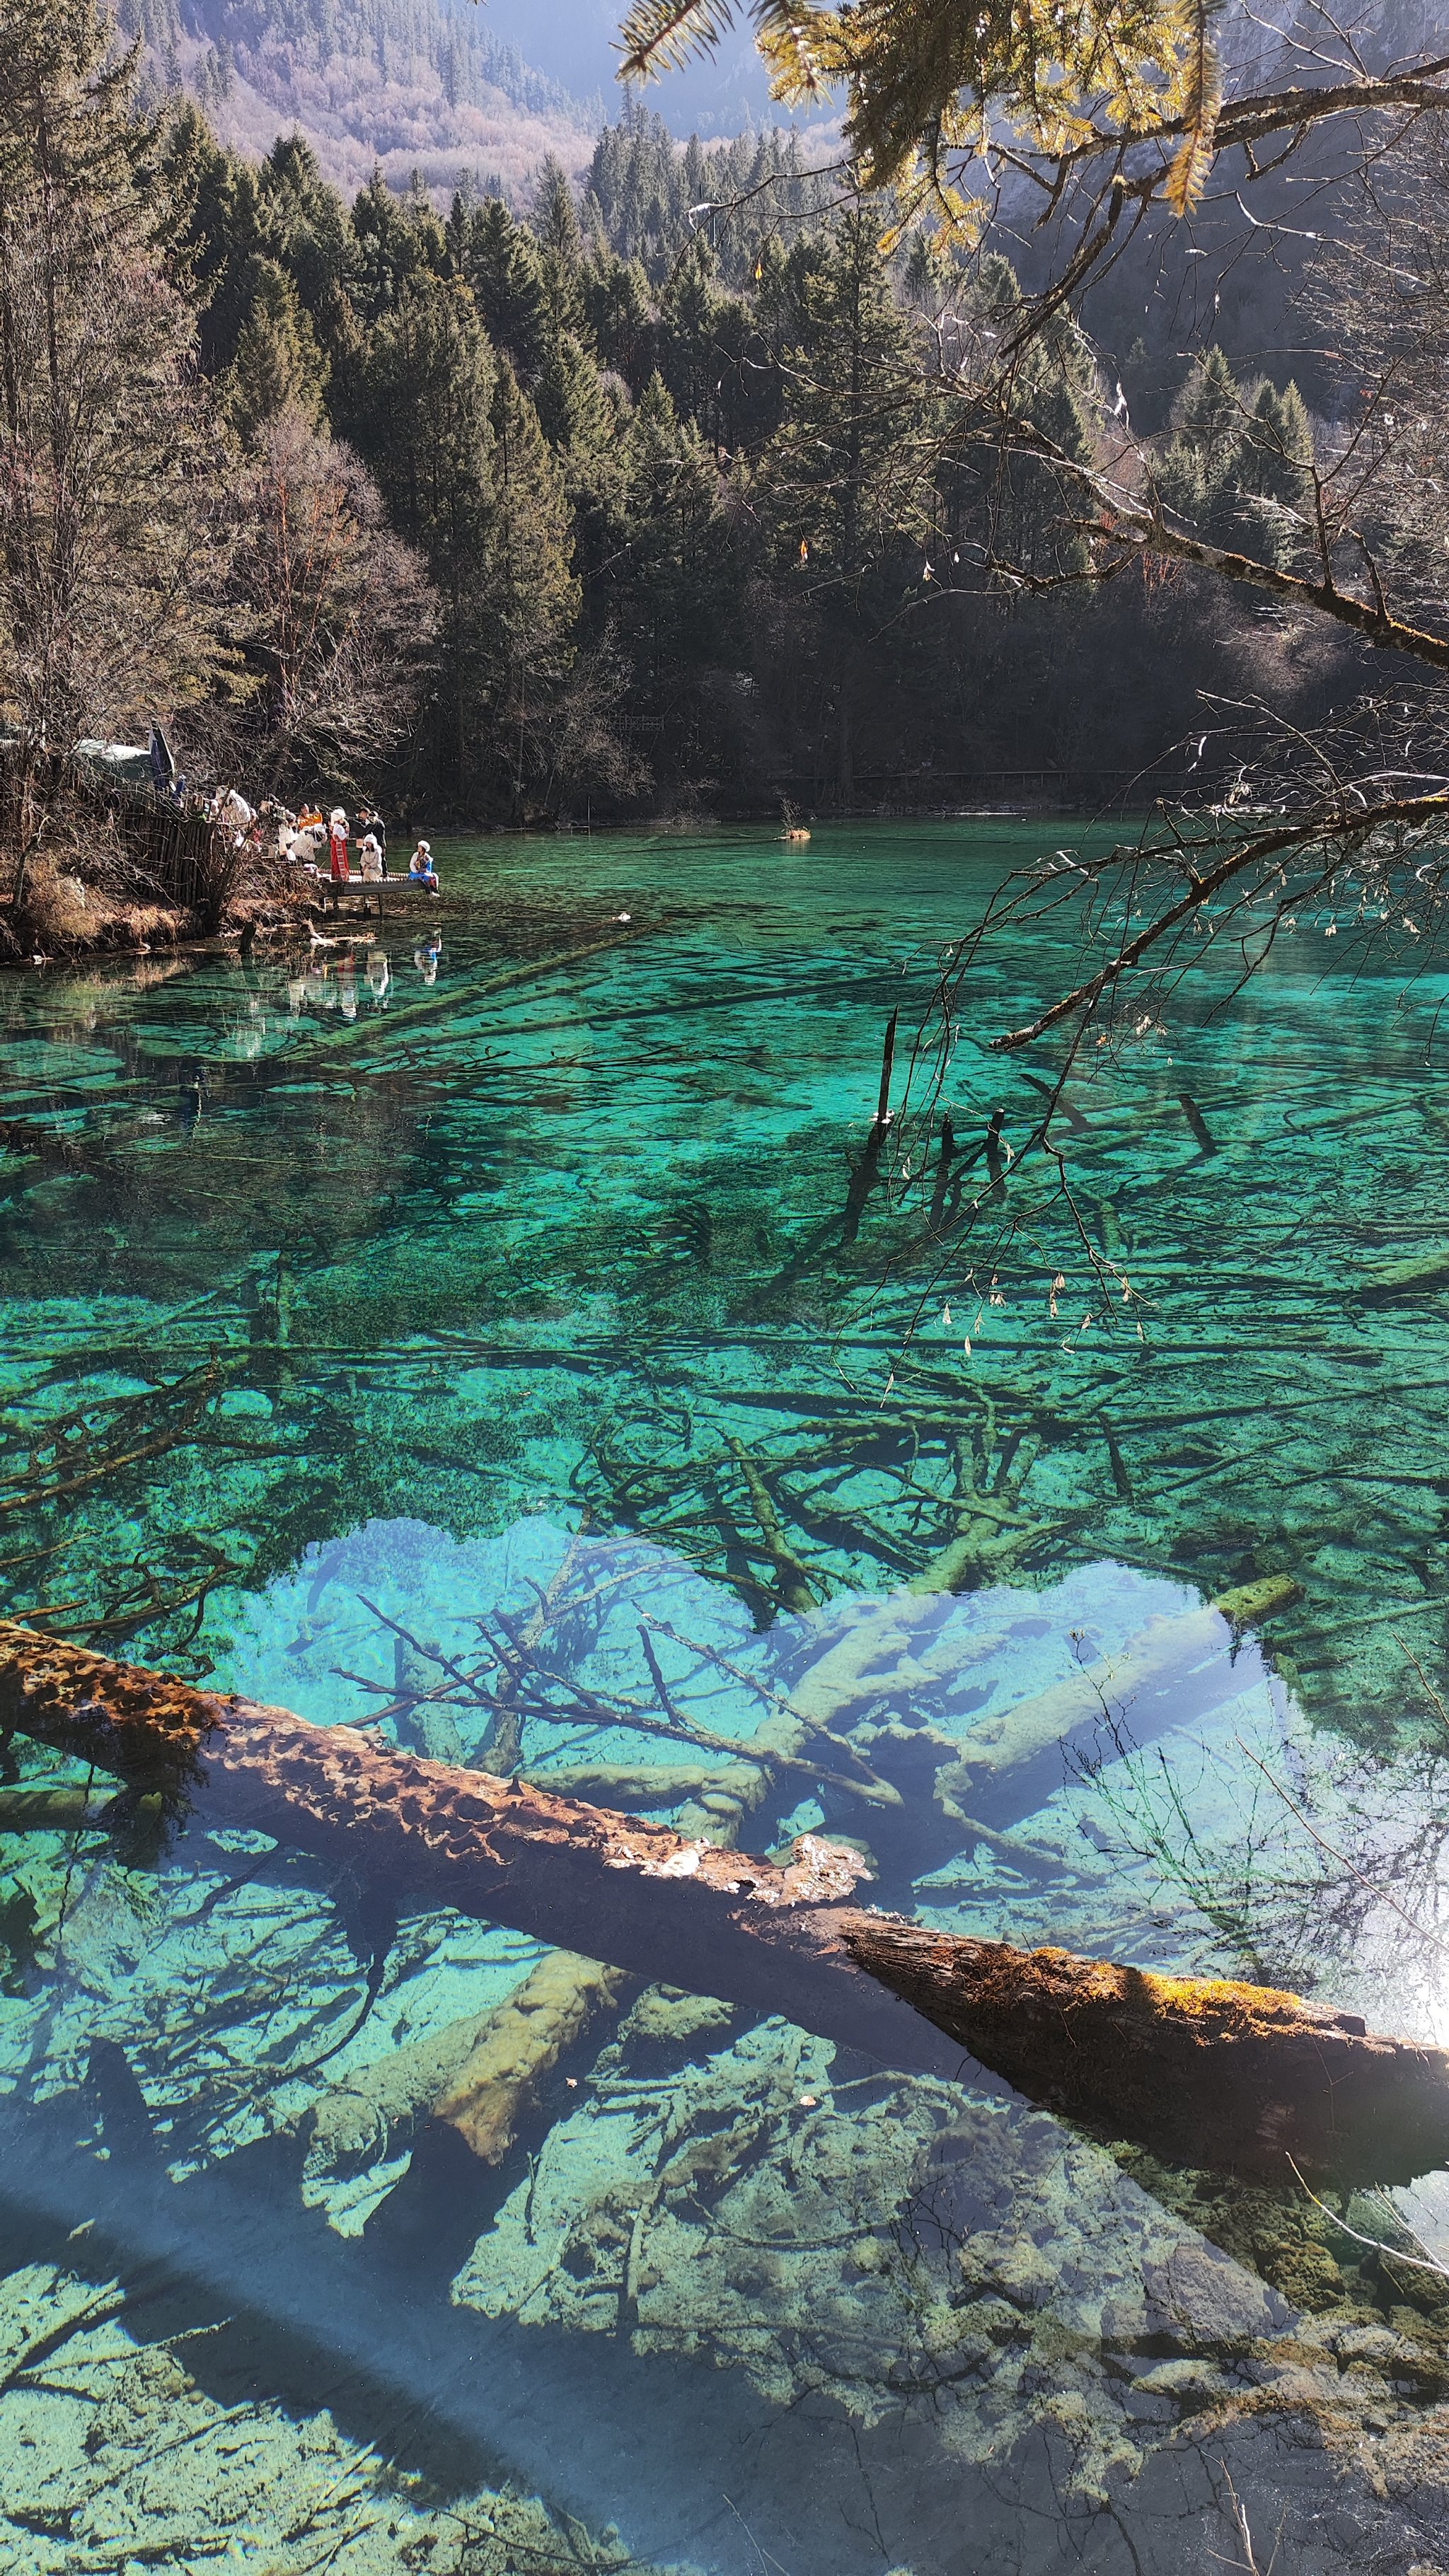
[434,1950,628,2164]
[1,1617,1445,2184]
[521,1758,763,1811]
[937,1573,1300,1827]
[1361,1246,1449,1301]
[307,1950,631,2179]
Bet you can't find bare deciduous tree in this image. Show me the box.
[226,411,438,796]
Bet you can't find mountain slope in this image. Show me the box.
[120,0,804,198]
[122,0,601,195]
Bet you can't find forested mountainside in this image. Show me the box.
[122,90,1337,825]
[117,0,600,194]
[116,0,812,196]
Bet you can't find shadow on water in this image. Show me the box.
[5,2083,1440,2576]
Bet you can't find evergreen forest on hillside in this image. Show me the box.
[0,0,1395,836]
[120,0,595,132]
[112,0,604,199]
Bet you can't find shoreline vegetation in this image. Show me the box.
[0,760,307,964]
[1,0,1332,939]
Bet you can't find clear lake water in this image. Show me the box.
[3,821,1449,2572]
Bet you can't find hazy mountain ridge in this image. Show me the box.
[477,0,782,137]
[120,0,601,195]
[117,0,803,199]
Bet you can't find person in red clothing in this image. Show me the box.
[328,807,350,881]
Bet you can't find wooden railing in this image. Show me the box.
[0,746,225,914]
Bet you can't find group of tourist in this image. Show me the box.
[149,732,442,899]
[269,801,440,895]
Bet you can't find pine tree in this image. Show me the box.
[1002,364,1098,574]
[186,151,267,373]
[341,273,495,790]
[658,239,726,431]
[257,133,354,330]
[613,373,736,701]
[534,328,617,463]
[988,296,1100,576]
[1233,378,1312,567]
[479,361,581,813]
[760,208,926,590]
[452,195,550,384]
[349,166,447,324]
[756,207,930,795]
[534,327,632,603]
[149,93,229,294]
[225,259,328,446]
[531,157,588,338]
[1159,344,1247,535]
[1172,346,1244,480]
[1240,379,1311,501]
[582,253,657,388]
[0,0,238,884]
[1153,346,1312,562]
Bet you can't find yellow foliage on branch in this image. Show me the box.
[618,0,1224,228]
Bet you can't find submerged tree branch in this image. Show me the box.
[1,1617,1448,2183]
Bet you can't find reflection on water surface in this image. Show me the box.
[4,823,1449,2571]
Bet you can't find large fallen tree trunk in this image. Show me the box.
[1,1618,1446,2184]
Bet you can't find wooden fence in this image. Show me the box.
[0,746,223,912]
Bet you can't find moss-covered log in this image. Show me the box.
[304,1950,633,2178]
[845,1918,1435,2183]
[0,1617,1445,2183]
[434,1951,630,2163]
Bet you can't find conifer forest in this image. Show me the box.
[0,0,1363,840]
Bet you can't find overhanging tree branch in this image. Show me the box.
[981,410,1449,670]
[981,795,1449,1051]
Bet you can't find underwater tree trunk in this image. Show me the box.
[931,1572,1301,1823]
[1,1618,1447,2184]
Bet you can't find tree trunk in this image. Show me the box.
[931,1572,1300,1826]
[1,1617,1445,2185]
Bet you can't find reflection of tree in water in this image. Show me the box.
[1076,1670,1449,2007]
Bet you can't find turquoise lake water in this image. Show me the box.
[3,821,1449,2572]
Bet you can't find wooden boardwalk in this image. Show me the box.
[313,874,444,924]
